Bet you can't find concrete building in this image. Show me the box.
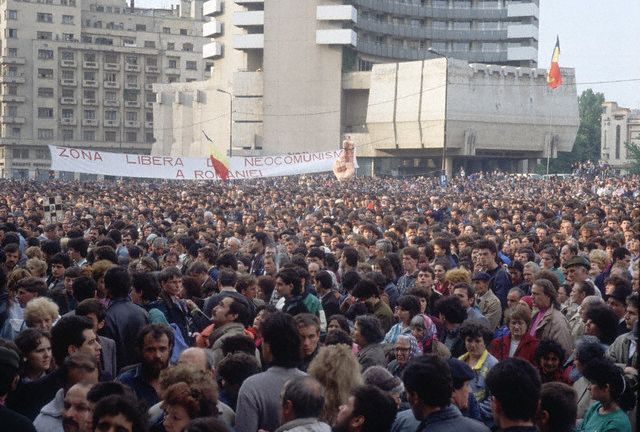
[152,0,577,176]
[0,0,210,179]
[601,101,640,172]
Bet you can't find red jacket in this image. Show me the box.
[489,332,538,364]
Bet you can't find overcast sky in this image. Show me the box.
[136,0,640,108]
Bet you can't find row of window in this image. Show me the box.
[35,12,74,24]
[33,87,157,102]
[86,20,190,36]
[4,129,153,144]
[37,68,170,81]
[364,15,505,31]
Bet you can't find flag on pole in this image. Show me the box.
[202,130,230,181]
[546,36,562,89]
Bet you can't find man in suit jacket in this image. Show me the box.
[75,298,117,378]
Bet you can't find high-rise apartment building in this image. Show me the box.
[0,0,209,179]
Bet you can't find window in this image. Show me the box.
[615,125,621,159]
[84,110,95,120]
[123,90,138,102]
[83,89,95,99]
[136,24,147,31]
[453,21,471,30]
[453,42,469,51]
[64,35,75,42]
[105,131,117,141]
[38,49,54,60]
[38,108,54,118]
[83,71,96,80]
[83,130,96,141]
[62,89,74,98]
[105,91,116,101]
[145,92,155,102]
[95,37,113,45]
[180,29,188,35]
[168,59,178,69]
[38,69,54,79]
[9,127,21,138]
[146,57,157,66]
[62,70,74,79]
[125,131,137,142]
[183,43,194,52]
[125,56,138,65]
[61,109,74,119]
[37,87,54,98]
[123,38,135,46]
[7,67,18,77]
[61,0,76,5]
[105,72,117,82]
[7,48,18,57]
[144,41,156,48]
[6,106,18,116]
[6,10,17,20]
[62,51,75,60]
[105,110,117,120]
[105,53,119,63]
[62,15,74,24]
[453,0,471,8]
[36,148,51,159]
[13,148,29,159]
[38,129,54,139]
[163,27,170,34]
[145,111,153,122]
[125,111,137,121]
[7,29,18,38]
[482,42,499,52]
[37,32,53,40]
[84,53,96,62]
[126,75,137,84]
[6,86,18,96]
[167,42,175,51]
[145,132,155,143]
[186,61,197,70]
[36,13,53,23]
[62,129,74,140]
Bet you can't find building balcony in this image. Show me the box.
[316,5,357,23]
[164,67,180,75]
[82,98,98,106]
[507,24,538,40]
[83,61,99,69]
[104,119,119,127]
[0,95,26,103]
[124,101,141,108]
[233,34,264,50]
[81,119,98,127]
[104,100,119,107]
[125,64,141,72]
[60,59,77,68]
[145,66,159,74]
[0,56,26,65]
[203,0,222,17]
[124,120,140,128]
[507,46,537,61]
[60,117,76,125]
[203,20,223,37]
[203,42,223,59]
[316,29,357,47]
[82,80,98,87]
[104,63,120,71]
[125,83,140,90]
[507,2,539,19]
[233,11,264,27]
[145,121,153,129]
[0,75,26,84]
[104,81,119,89]
[60,97,77,105]
[0,116,25,124]
[145,101,154,109]
[60,78,77,86]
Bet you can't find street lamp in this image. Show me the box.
[216,88,233,157]
[428,48,448,177]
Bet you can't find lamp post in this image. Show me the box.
[216,88,233,157]
[428,48,448,178]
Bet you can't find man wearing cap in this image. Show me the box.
[473,272,502,331]
[0,346,36,431]
[448,358,482,421]
[563,256,597,295]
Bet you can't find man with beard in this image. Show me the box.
[332,385,396,432]
[61,382,95,432]
[117,324,173,407]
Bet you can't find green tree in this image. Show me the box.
[539,89,605,173]
[625,138,640,174]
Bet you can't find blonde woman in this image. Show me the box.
[308,344,362,424]
[24,297,59,332]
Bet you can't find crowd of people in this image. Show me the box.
[0,171,638,432]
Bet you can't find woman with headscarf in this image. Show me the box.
[387,334,421,378]
[410,313,450,358]
[529,278,574,355]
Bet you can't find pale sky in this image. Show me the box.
[137,0,640,108]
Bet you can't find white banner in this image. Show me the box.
[48,145,355,180]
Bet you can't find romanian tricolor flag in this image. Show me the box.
[546,36,562,89]
[202,130,230,181]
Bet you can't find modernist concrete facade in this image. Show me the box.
[153,57,579,176]
[0,0,210,179]
[601,101,640,172]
